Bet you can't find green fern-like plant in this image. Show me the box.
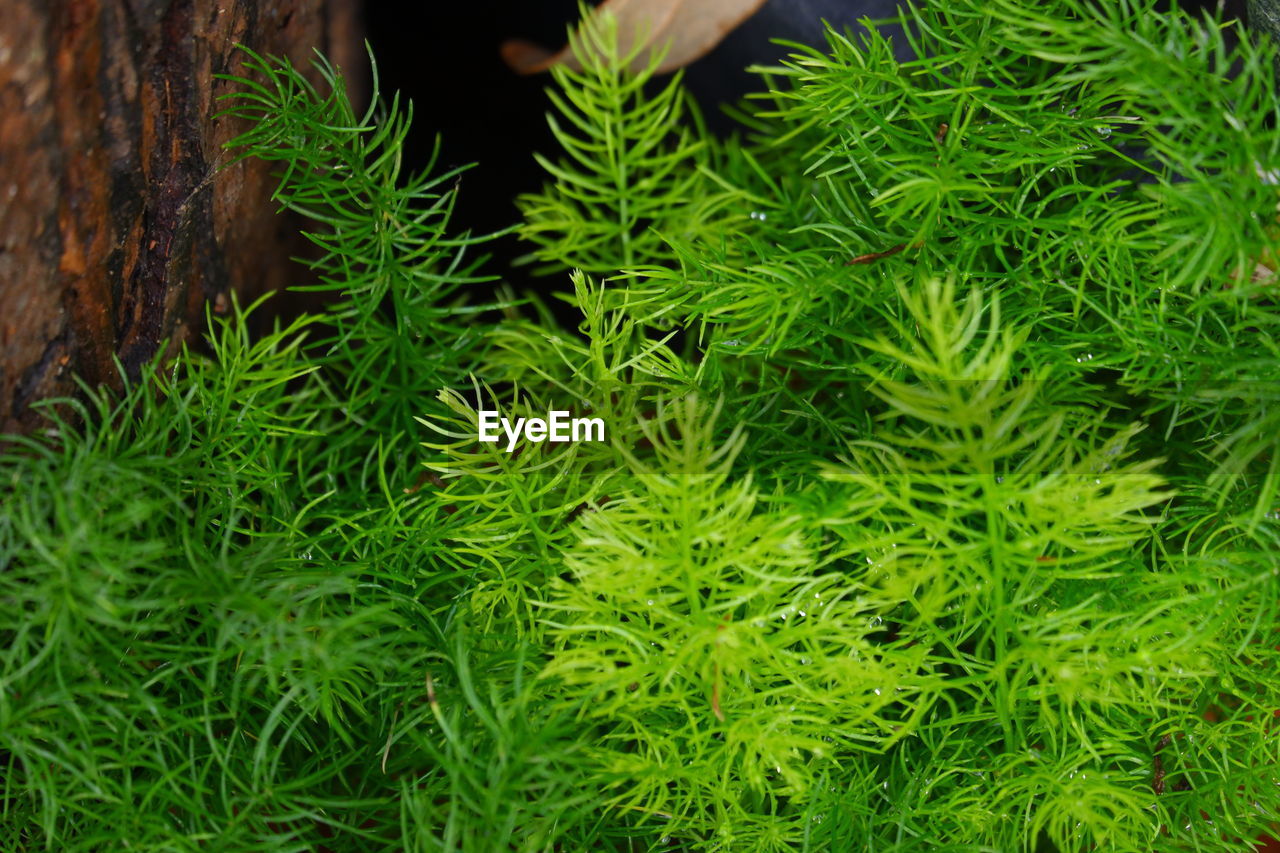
[3,0,1280,851]
[516,12,738,273]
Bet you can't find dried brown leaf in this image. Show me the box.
[501,0,768,75]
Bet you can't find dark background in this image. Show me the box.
[363,0,1250,295]
[361,0,909,292]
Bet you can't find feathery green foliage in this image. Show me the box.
[516,14,738,274]
[4,0,1280,850]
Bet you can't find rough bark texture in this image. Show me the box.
[1251,0,1278,39]
[0,0,362,434]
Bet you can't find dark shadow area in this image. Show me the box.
[361,0,908,311]
[362,1,582,299]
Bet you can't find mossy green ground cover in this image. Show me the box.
[3,1,1280,849]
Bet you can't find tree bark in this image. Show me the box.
[1250,0,1280,43]
[0,0,362,434]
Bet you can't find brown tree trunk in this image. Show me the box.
[0,0,362,434]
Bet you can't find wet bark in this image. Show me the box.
[0,0,362,433]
